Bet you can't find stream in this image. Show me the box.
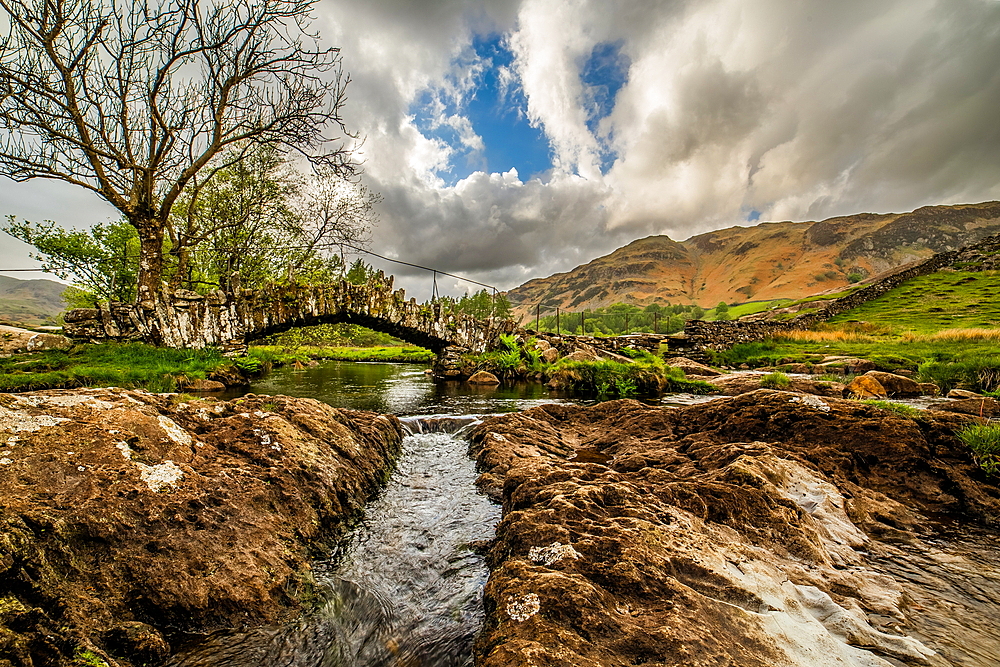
[168,362,579,667]
[168,360,1000,667]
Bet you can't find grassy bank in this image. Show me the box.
[466,335,713,398]
[247,344,434,366]
[711,327,1000,394]
[0,341,435,393]
[0,342,229,392]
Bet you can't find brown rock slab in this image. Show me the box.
[468,370,501,385]
[929,396,1000,418]
[0,389,403,666]
[467,392,994,667]
[845,374,887,398]
[863,371,923,397]
[948,389,982,399]
[540,347,560,364]
[182,378,226,392]
[665,356,722,377]
[563,350,600,362]
[707,374,844,397]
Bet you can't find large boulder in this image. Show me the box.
[467,392,994,667]
[845,374,888,399]
[0,389,403,667]
[0,324,72,354]
[468,370,501,385]
[863,371,924,397]
[664,356,722,377]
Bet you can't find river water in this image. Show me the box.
[169,361,1000,667]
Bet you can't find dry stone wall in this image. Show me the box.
[63,272,517,356]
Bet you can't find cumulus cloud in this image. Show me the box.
[2,0,999,296]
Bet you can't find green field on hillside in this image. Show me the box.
[825,270,1000,333]
[713,270,1000,394]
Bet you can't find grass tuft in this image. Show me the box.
[956,421,1000,476]
[860,400,921,419]
[759,372,791,389]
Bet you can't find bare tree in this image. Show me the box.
[0,0,355,310]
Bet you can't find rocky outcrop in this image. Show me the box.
[707,373,845,397]
[0,389,403,667]
[468,392,996,667]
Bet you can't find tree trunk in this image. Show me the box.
[133,218,165,310]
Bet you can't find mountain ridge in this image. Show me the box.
[0,275,67,326]
[506,201,1000,315]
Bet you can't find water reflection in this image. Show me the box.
[233,361,571,415]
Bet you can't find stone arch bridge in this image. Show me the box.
[63,271,518,374]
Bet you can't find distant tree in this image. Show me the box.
[345,259,375,285]
[0,0,355,311]
[169,148,375,291]
[4,217,138,305]
[691,305,706,320]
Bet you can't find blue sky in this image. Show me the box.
[410,33,630,183]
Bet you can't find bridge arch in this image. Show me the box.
[246,311,455,353]
[63,272,517,358]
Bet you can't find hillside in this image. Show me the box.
[0,275,67,326]
[506,201,1000,315]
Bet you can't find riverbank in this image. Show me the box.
[468,392,1000,666]
[0,388,403,667]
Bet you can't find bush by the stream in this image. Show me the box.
[917,357,1000,394]
[550,351,713,398]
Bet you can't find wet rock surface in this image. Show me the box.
[0,389,403,667]
[468,391,1000,667]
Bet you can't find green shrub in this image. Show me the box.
[759,372,791,389]
[956,421,1000,476]
[868,354,919,372]
[860,400,921,419]
[233,356,264,374]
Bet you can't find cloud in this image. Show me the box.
[2,0,999,296]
